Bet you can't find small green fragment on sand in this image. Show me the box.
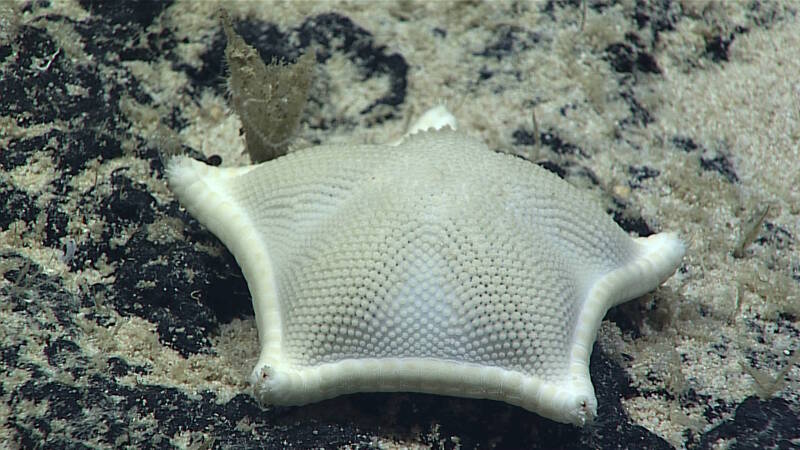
[733,204,769,258]
[740,349,800,399]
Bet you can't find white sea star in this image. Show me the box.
[166,107,684,426]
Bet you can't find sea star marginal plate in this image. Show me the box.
[166,117,684,426]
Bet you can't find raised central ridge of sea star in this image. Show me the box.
[166,108,684,426]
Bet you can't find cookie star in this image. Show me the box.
[166,108,684,426]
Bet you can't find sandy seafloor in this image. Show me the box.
[1,0,799,448]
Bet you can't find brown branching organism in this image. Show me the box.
[221,10,314,163]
